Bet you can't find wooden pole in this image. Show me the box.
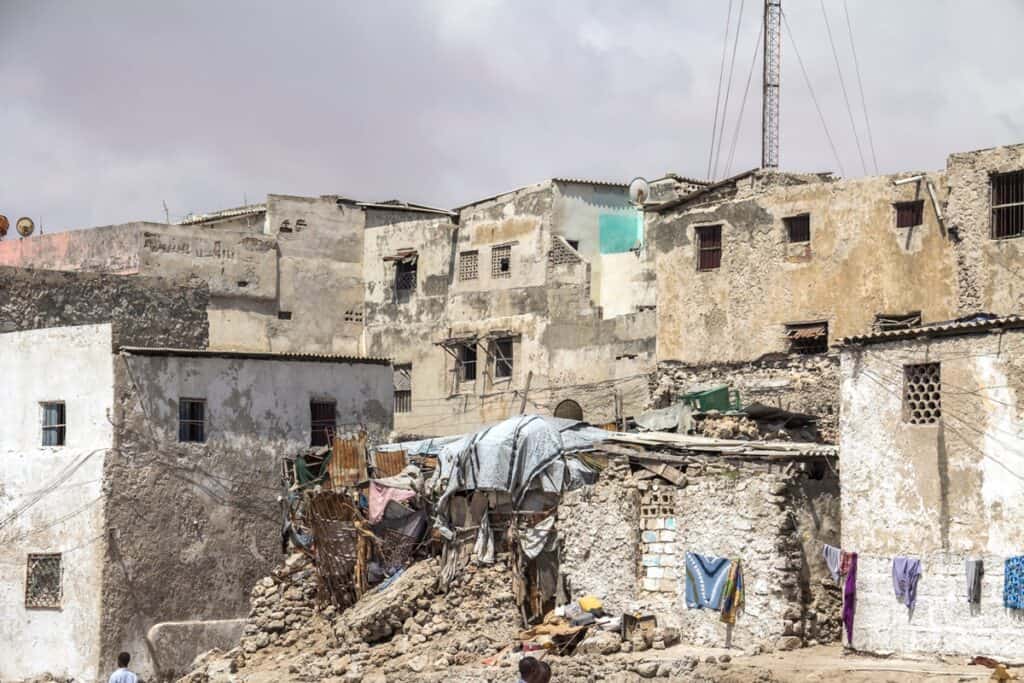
[518,370,533,415]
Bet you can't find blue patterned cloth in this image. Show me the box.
[685,552,731,610]
[1005,556,1024,609]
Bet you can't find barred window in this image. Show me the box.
[493,338,514,379]
[895,201,924,228]
[459,251,478,281]
[395,261,417,293]
[784,214,810,243]
[695,226,722,271]
[992,170,1024,239]
[41,402,65,447]
[26,554,62,609]
[310,400,336,446]
[491,245,512,278]
[394,364,412,414]
[458,344,477,382]
[904,363,941,425]
[178,398,206,443]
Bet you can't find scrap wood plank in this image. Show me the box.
[638,461,687,486]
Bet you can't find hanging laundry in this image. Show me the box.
[367,481,417,524]
[892,557,922,610]
[965,558,983,605]
[719,560,745,625]
[842,552,858,646]
[684,552,731,610]
[1004,556,1024,610]
[823,544,842,582]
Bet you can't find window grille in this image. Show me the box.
[25,554,62,609]
[491,245,512,278]
[344,308,364,323]
[393,364,412,414]
[695,226,722,271]
[992,170,1024,239]
[784,214,811,243]
[874,312,921,332]
[41,402,65,446]
[278,311,292,320]
[493,338,513,379]
[310,400,337,447]
[458,344,477,382]
[178,398,206,443]
[459,251,478,281]
[895,201,924,228]
[785,322,828,355]
[904,363,941,425]
[395,260,417,303]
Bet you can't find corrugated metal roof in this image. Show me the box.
[599,431,837,458]
[552,177,629,188]
[841,314,1024,346]
[119,346,391,365]
[356,201,457,217]
[177,204,266,225]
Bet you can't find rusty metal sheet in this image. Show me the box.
[374,449,407,478]
[329,433,368,487]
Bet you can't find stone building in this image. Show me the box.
[838,315,1024,657]
[0,270,393,683]
[646,142,1024,437]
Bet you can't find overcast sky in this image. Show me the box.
[1,0,1022,232]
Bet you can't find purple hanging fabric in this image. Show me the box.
[842,552,858,647]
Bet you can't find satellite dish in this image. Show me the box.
[628,177,651,205]
[0,215,8,238]
[16,217,35,238]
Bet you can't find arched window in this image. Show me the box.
[553,399,583,421]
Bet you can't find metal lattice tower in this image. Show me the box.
[762,0,782,168]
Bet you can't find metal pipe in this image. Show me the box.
[893,175,924,186]
[926,180,944,221]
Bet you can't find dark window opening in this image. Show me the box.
[785,321,828,355]
[493,338,514,379]
[458,344,477,382]
[279,220,292,233]
[566,240,580,251]
[695,225,722,271]
[895,200,924,228]
[492,245,512,278]
[904,362,941,425]
[992,170,1024,239]
[395,260,417,300]
[874,312,922,332]
[553,399,584,421]
[295,219,307,230]
[25,554,62,609]
[237,280,249,287]
[41,402,65,447]
[278,311,292,320]
[178,398,206,443]
[394,364,412,414]
[784,214,811,243]
[310,400,337,447]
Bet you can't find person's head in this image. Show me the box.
[519,656,540,681]
[117,652,131,668]
[536,661,552,683]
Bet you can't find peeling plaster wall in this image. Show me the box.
[650,170,957,364]
[101,353,392,680]
[0,324,114,683]
[840,331,1024,656]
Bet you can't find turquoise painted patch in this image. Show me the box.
[599,212,642,253]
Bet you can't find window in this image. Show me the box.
[344,308,363,323]
[278,311,292,320]
[491,245,512,278]
[566,240,580,251]
[395,260,417,299]
[554,399,583,421]
[874,312,921,332]
[295,219,307,230]
[992,170,1024,239]
[895,200,924,228]
[41,402,65,446]
[904,362,941,425]
[178,398,206,443]
[457,344,477,382]
[493,338,514,379]
[279,220,292,233]
[459,251,479,281]
[310,400,336,447]
[25,554,62,609]
[695,225,722,271]
[784,214,811,243]
[785,321,828,355]
[394,364,412,414]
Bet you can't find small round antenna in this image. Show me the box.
[0,215,8,239]
[628,177,651,205]
[16,217,35,238]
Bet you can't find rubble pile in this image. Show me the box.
[695,414,760,440]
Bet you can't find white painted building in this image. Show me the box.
[0,323,393,682]
[839,315,1024,657]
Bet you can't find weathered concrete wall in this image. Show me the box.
[0,324,114,682]
[840,330,1024,656]
[945,143,1024,316]
[0,266,209,349]
[101,352,393,680]
[650,170,958,364]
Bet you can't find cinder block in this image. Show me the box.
[660,530,676,543]
[654,518,666,530]
[648,543,664,554]
[643,577,659,592]
[659,577,678,593]
[642,555,661,567]
[641,530,658,543]
[647,566,664,579]
[665,518,677,530]
[660,555,677,567]
[662,544,676,555]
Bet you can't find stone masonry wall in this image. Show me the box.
[0,266,209,349]
[651,355,840,441]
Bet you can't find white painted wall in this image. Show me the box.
[0,324,114,682]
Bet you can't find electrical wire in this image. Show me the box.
[725,19,764,177]
[706,0,735,181]
[712,0,747,180]
[820,0,867,176]
[842,0,879,174]
[782,10,845,177]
